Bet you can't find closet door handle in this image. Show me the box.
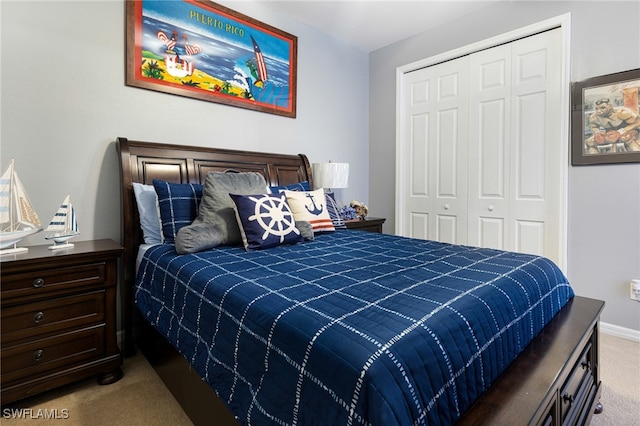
[443,204,450,210]
[488,205,494,212]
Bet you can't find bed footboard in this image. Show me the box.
[458,296,604,425]
[138,296,603,426]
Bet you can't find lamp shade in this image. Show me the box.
[312,162,349,190]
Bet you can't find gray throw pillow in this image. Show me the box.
[195,172,268,245]
[296,221,314,241]
[175,223,224,254]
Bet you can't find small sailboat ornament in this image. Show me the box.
[45,194,79,250]
[0,159,43,255]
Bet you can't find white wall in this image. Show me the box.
[0,0,369,249]
[369,1,640,333]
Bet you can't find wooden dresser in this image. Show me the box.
[1,239,123,404]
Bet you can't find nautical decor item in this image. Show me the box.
[0,159,43,254]
[45,194,79,250]
[350,200,369,219]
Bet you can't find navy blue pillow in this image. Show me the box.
[269,181,311,193]
[230,193,303,250]
[152,179,203,244]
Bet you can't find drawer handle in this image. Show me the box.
[33,311,45,323]
[33,349,44,362]
[562,393,575,404]
[33,278,45,288]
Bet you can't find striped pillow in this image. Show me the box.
[324,192,347,229]
[284,189,335,233]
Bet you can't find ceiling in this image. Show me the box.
[256,0,503,52]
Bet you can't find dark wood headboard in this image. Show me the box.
[116,137,312,356]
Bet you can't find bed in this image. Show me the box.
[117,137,604,425]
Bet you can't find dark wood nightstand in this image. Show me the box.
[344,217,386,233]
[0,239,124,404]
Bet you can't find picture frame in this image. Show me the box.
[126,0,297,118]
[571,68,640,165]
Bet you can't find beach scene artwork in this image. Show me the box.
[128,0,297,117]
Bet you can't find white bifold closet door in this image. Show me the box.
[399,28,563,264]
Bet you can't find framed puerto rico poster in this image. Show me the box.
[126,0,297,118]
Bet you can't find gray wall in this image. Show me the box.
[369,1,640,333]
[2,1,638,334]
[0,0,369,248]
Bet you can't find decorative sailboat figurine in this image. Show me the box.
[0,159,43,255]
[45,194,79,250]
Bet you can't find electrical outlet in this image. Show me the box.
[631,279,640,302]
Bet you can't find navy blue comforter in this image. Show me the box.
[135,230,574,425]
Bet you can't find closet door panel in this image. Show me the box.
[410,113,430,197]
[515,220,545,257]
[510,29,562,260]
[400,56,469,242]
[479,100,506,197]
[410,212,430,240]
[437,215,459,244]
[468,44,511,249]
[434,60,469,244]
[514,92,546,200]
[398,27,564,266]
[478,217,505,250]
[437,108,460,198]
[401,70,434,238]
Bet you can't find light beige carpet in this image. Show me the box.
[1,354,193,426]
[590,332,640,426]
[2,333,638,425]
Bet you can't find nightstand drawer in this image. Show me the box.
[344,217,386,233]
[1,291,105,344]
[0,263,107,301]
[1,326,105,383]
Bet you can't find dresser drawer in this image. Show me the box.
[560,341,594,424]
[1,263,107,302]
[1,291,105,344]
[1,326,105,383]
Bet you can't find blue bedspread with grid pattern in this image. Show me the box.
[135,230,574,425]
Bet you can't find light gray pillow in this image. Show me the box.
[132,183,162,245]
[195,172,268,246]
[296,221,314,241]
[175,223,224,254]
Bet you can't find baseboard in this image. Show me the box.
[600,321,640,343]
